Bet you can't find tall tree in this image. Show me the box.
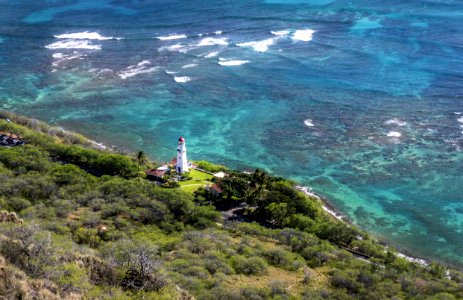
[136,150,147,171]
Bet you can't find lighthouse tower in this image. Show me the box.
[176,137,189,173]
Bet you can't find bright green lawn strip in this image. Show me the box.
[179,169,214,193]
[189,169,214,181]
[181,184,205,194]
[178,170,213,186]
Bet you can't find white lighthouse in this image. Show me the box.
[176,136,189,173]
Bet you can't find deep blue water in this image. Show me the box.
[1,0,463,264]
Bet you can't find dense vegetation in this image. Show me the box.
[1,111,463,300]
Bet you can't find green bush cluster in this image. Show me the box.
[196,169,361,248]
[232,256,268,275]
[194,160,228,173]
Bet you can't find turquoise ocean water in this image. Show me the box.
[1,0,463,264]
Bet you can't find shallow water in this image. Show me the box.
[1,0,463,264]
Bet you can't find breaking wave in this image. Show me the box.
[304,119,315,127]
[291,29,315,41]
[385,118,408,127]
[54,31,121,40]
[218,58,249,66]
[118,60,159,79]
[156,34,187,41]
[237,38,276,52]
[174,76,191,83]
[387,131,402,137]
[197,37,229,46]
[45,40,101,50]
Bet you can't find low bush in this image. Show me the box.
[330,270,360,294]
[263,248,293,269]
[232,255,268,275]
[0,223,58,277]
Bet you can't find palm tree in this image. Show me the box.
[136,150,147,171]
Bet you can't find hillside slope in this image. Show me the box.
[0,111,462,300]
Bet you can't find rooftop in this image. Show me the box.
[145,169,166,177]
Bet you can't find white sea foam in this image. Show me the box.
[447,138,463,151]
[457,117,463,123]
[165,70,177,75]
[214,31,223,35]
[118,67,159,79]
[304,119,315,127]
[397,253,427,266]
[291,29,316,42]
[454,112,461,115]
[52,53,65,59]
[271,30,290,36]
[204,51,220,58]
[118,60,159,79]
[237,38,276,52]
[156,34,187,41]
[159,44,190,53]
[51,51,85,66]
[322,205,345,221]
[45,40,101,50]
[387,131,402,137]
[218,59,249,66]
[182,64,198,69]
[197,37,229,46]
[385,118,407,127]
[54,31,120,40]
[174,76,191,83]
[90,68,113,75]
[296,186,345,221]
[91,141,107,150]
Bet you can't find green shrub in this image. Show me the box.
[263,249,293,269]
[316,222,359,246]
[55,263,91,294]
[425,293,457,300]
[350,239,386,259]
[300,243,335,267]
[232,256,268,275]
[269,280,290,298]
[74,227,102,247]
[50,164,93,186]
[203,257,233,275]
[4,197,32,212]
[195,161,228,173]
[239,286,271,299]
[330,270,360,294]
[0,146,51,173]
[6,172,57,202]
[0,223,58,277]
[180,265,210,279]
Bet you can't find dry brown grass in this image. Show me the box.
[223,235,330,297]
[224,266,302,292]
[0,256,82,300]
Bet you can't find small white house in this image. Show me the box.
[213,171,226,178]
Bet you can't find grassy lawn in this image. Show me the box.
[180,184,205,194]
[179,169,214,193]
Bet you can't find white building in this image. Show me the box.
[176,136,189,173]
